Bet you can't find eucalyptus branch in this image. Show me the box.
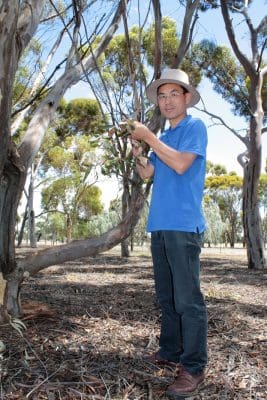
[122,0,141,121]
[237,150,249,168]
[16,1,45,58]
[242,7,259,66]
[49,0,82,69]
[256,15,267,35]
[12,18,75,134]
[11,75,54,117]
[173,0,200,68]
[152,0,162,79]
[80,9,117,125]
[220,0,254,78]
[41,3,72,23]
[194,104,248,145]
[66,0,83,70]
[257,38,267,72]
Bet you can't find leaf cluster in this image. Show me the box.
[192,40,260,119]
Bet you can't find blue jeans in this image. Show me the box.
[151,230,208,375]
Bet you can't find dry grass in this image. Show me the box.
[0,247,266,399]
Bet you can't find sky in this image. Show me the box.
[64,0,267,206]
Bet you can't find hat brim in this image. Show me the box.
[146,78,200,108]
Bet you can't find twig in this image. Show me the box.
[132,369,169,383]
[26,364,65,398]
[147,382,153,400]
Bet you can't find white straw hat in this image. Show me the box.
[146,69,200,107]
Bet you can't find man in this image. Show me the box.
[130,69,208,398]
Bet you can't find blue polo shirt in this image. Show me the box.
[147,115,207,233]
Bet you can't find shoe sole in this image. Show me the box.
[166,382,205,399]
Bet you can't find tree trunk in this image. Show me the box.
[17,205,28,247]
[243,106,266,269]
[66,214,72,243]
[121,239,130,257]
[0,154,26,319]
[243,160,266,269]
[230,220,235,248]
[130,233,134,252]
[120,177,131,257]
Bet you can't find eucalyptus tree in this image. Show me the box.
[0,0,213,321]
[203,198,226,247]
[40,98,105,242]
[192,0,267,268]
[205,174,243,247]
[206,161,228,176]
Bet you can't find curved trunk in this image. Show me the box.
[2,182,148,318]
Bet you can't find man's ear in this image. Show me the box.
[185,92,192,106]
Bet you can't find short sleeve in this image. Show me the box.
[179,119,207,157]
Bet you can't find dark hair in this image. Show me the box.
[157,84,189,94]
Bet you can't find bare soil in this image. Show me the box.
[0,247,266,399]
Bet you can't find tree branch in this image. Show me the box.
[194,104,249,145]
[172,0,200,68]
[11,17,75,134]
[220,0,254,77]
[18,185,148,275]
[18,0,128,168]
[152,0,162,79]
[16,1,46,58]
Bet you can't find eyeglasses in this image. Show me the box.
[157,91,185,102]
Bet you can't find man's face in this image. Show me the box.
[157,83,191,124]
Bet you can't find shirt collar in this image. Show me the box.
[168,114,192,131]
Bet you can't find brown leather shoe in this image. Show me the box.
[166,367,205,398]
[143,350,179,369]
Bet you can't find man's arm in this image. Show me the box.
[131,121,196,174]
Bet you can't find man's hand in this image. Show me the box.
[131,121,152,142]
